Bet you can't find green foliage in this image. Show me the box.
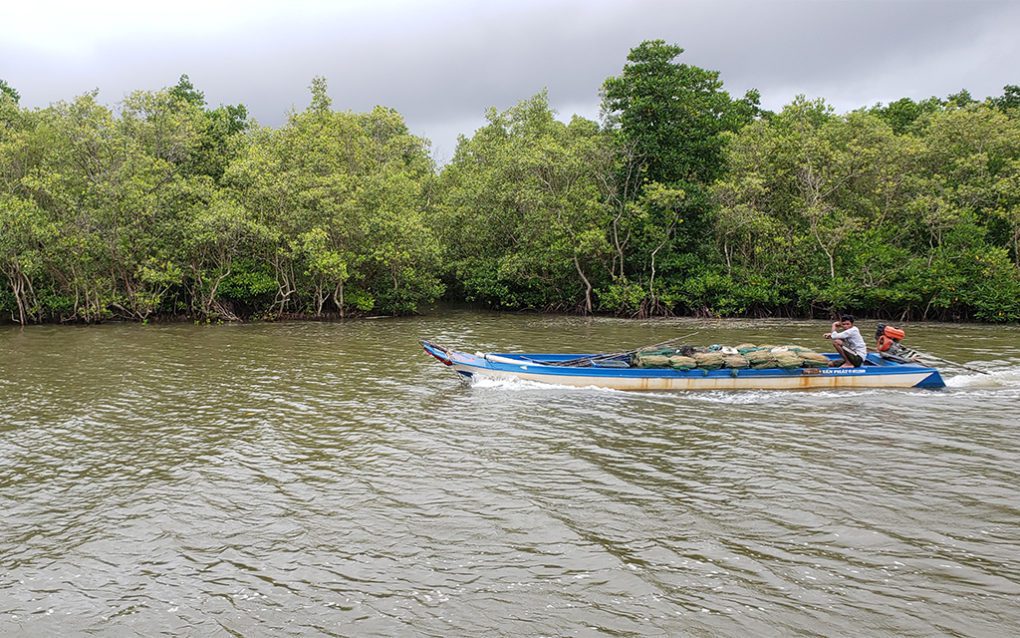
[0,288,15,315]
[0,76,443,323]
[595,279,646,314]
[601,40,758,186]
[345,288,376,312]
[711,93,1020,321]
[990,85,1020,113]
[169,74,205,107]
[1,46,1018,325]
[0,79,19,104]
[595,40,765,315]
[947,89,977,108]
[224,78,443,317]
[870,96,943,134]
[218,258,277,304]
[432,92,614,313]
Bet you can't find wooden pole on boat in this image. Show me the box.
[550,331,702,367]
[909,350,991,375]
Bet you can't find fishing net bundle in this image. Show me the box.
[799,351,831,368]
[633,354,673,368]
[633,344,831,370]
[773,351,802,370]
[693,352,726,370]
[632,347,698,368]
[721,354,749,369]
[668,355,697,370]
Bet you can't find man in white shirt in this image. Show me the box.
[823,314,867,368]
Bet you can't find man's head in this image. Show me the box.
[839,314,855,330]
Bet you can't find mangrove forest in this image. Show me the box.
[2,40,1020,324]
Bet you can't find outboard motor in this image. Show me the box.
[874,324,918,363]
[874,324,905,351]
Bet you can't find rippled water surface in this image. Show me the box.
[2,312,1019,636]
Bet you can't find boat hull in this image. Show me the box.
[421,341,945,391]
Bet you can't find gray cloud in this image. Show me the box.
[2,0,1017,162]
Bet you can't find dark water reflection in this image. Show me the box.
[2,311,1019,636]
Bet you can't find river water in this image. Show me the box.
[2,310,1019,637]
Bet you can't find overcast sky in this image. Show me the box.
[2,0,1018,162]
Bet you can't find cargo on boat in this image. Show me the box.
[420,340,946,391]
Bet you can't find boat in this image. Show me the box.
[420,340,946,391]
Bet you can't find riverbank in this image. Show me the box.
[3,300,1018,328]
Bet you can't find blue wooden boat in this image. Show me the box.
[420,340,946,391]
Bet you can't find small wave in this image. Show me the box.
[946,366,1020,389]
[468,377,890,402]
[469,375,622,393]
[676,388,889,404]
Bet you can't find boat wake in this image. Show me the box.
[945,365,1020,389]
[469,375,622,393]
[672,388,890,404]
[469,376,911,401]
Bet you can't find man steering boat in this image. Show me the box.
[824,314,868,368]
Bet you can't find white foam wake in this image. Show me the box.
[945,366,1020,389]
[469,375,621,393]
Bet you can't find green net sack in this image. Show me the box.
[799,351,830,368]
[635,354,672,368]
[723,354,749,369]
[746,349,775,365]
[774,352,803,369]
[669,355,697,370]
[747,348,778,368]
[693,352,725,370]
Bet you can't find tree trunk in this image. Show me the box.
[573,255,593,315]
[205,268,230,318]
[10,273,26,325]
[314,283,325,317]
[647,218,677,314]
[611,209,627,279]
[332,281,345,319]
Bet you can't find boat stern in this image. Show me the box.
[915,369,946,389]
